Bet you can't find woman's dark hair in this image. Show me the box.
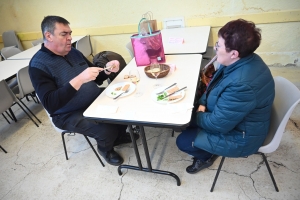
[218,19,261,58]
[41,16,70,40]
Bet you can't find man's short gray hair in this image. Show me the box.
[41,16,70,41]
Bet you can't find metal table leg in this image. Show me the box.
[118,126,181,186]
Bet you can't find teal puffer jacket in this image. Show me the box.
[194,53,275,157]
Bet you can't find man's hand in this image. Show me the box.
[70,67,103,90]
[197,105,206,112]
[106,60,120,73]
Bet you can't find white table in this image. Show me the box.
[6,44,42,60]
[161,26,210,54]
[0,59,30,80]
[7,35,87,60]
[84,54,202,185]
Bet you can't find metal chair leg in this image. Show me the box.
[15,102,39,127]
[18,98,41,124]
[0,145,7,153]
[61,132,68,160]
[210,156,226,192]
[261,153,279,192]
[2,113,10,124]
[8,108,17,122]
[5,111,13,121]
[84,136,105,167]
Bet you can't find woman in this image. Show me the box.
[176,19,275,174]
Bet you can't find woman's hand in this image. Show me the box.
[197,105,206,112]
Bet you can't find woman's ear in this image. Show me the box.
[231,50,239,59]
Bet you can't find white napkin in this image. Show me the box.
[166,103,194,114]
[96,105,118,114]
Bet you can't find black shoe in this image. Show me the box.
[186,155,219,174]
[98,148,124,166]
[114,132,139,146]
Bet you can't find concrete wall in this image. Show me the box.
[0,0,299,65]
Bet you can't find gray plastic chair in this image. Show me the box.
[210,76,300,192]
[0,46,22,60]
[31,38,43,46]
[1,30,24,51]
[0,79,39,127]
[75,35,93,57]
[12,66,41,126]
[125,42,134,59]
[36,94,104,167]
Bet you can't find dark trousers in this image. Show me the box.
[176,126,213,162]
[52,109,127,152]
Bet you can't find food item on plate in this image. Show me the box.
[124,75,129,79]
[157,92,167,101]
[122,84,130,91]
[167,85,179,94]
[168,95,182,101]
[115,86,122,91]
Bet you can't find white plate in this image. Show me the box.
[151,86,185,104]
[106,82,136,98]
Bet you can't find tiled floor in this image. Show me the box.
[1,67,300,200]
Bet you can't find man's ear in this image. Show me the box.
[231,50,239,59]
[44,32,52,42]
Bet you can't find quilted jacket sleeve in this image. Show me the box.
[196,82,256,133]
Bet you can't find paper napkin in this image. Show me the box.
[168,37,184,44]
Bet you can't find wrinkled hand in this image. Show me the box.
[197,105,206,112]
[106,60,120,73]
[78,67,103,83]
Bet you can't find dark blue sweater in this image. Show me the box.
[29,44,109,116]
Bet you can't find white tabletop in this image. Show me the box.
[7,44,42,60]
[161,26,210,55]
[7,35,87,60]
[0,59,30,80]
[84,54,202,127]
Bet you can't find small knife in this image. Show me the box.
[162,86,187,100]
[156,83,177,94]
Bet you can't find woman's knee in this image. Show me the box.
[176,129,198,151]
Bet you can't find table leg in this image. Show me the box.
[118,125,181,186]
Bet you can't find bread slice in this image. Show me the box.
[122,84,130,91]
[167,86,179,94]
[168,95,182,101]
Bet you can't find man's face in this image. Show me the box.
[46,23,72,56]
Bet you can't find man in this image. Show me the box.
[29,15,137,166]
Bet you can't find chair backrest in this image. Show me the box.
[258,76,300,153]
[15,66,35,98]
[31,38,44,46]
[125,42,134,59]
[0,80,16,114]
[2,30,24,51]
[75,35,93,57]
[0,47,22,60]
